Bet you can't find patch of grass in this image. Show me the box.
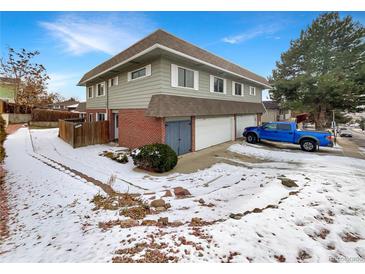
[101,151,129,164]
[120,205,150,220]
[91,193,141,211]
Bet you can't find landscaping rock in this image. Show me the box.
[170,221,183,227]
[120,219,139,228]
[279,177,298,188]
[141,219,158,226]
[229,213,243,220]
[198,198,205,204]
[163,190,173,197]
[155,207,166,212]
[150,199,165,208]
[158,217,169,226]
[174,187,191,197]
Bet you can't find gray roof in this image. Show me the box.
[145,94,265,117]
[51,99,79,107]
[78,29,270,87]
[263,100,279,110]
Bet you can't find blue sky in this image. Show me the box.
[1,11,364,101]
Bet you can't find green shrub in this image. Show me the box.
[131,143,178,173]
[0,115,6,162]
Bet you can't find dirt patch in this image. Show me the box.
[0,166,9,241]
[340,232,363,242]
[297,249,312,262]
[112,231,179,263]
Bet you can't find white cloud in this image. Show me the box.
[48,72,78,90]
[39,13,156,55]
[222,24,282,44]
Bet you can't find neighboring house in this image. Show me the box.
[78,29,270,155]
[262,101,292,122]
[48,98,79,111]
[0,77,18,103]
[75,102,86,119]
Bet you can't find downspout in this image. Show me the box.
[106,80,109,120]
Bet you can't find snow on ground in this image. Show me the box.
[0,128,364,262]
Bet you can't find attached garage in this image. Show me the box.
[145,94,266,152]
[235,114,257,138]
[195,116,235,150]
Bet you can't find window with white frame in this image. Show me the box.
[96,113,105,121]
[96,82,105,96]
[108,77,118,87]
[210,75,226,94]
[171,64,199,90]
[233,82,243,96]
[87,86,93,98]
[88,113,93,122]
[128,64,151,81]
[249,86,256,96]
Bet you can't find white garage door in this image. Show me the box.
[195,116,234,150]
[236,114,257,138]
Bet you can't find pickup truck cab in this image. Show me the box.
[243,122,334,152]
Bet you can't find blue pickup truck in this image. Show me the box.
[243,122,334,152]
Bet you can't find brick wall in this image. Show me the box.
[118,109,165,148]
[191,116,196,152]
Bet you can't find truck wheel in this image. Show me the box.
[300,139,317,152]
[246,133,258,144]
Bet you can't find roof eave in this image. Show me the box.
[77,43,271,88]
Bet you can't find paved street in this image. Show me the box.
[336,129,365,159]
[349,129,365,150]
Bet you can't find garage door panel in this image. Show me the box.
[195,116,234,150]
[236,114,257,138]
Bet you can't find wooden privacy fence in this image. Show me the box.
[59,119,109,148]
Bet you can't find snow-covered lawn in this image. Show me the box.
[0,128,364,262]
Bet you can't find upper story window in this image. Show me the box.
[210,75,226,94]
[128,64,151,81]
[249,86,256,96]
[178,67,194,88]
[87,86,93,98]
[96,82,105,97]
[171,64,199,90]
[233,82,243,96]
[108,77,118,87]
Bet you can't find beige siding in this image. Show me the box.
[108,59,162,109]
[86,81,107,109]
[160,57,263,103]
[85,56,264,110]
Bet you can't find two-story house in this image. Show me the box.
[78,29,270,155]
